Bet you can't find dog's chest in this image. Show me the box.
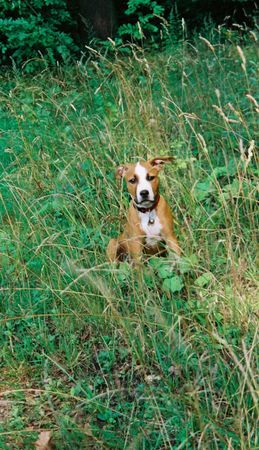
[139,211,162,247]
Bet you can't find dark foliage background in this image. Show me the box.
[0,0,79,69]
[0,0,256,70]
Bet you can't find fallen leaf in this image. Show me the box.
[145,374,161,384]
[35,431,52,450]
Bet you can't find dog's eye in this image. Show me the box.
[128,177,137,184]
[147,174,155,181]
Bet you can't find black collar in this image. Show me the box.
[133,194,160,213]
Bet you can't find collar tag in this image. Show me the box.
[148,210,156,225]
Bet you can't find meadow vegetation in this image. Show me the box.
[0,29,258,448]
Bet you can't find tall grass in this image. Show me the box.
[0,31,258,448]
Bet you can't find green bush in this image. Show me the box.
[114,0,256,48]
[0,0,79,71]
[117,0,165,41]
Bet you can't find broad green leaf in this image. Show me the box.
[223,179,241,198]
[194,180,215,201]
[179,254,199,274]
[157,263,174,279]
[194,272,214,287]
[162,275,184,293]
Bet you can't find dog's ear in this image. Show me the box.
[149,156,174,171]
[115,165,128,179]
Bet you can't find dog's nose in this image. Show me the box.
[140,190,149,198]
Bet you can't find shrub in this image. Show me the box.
[0,0,79,71]
[117,0,165,42]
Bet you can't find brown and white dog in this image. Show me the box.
[107,156,181,264]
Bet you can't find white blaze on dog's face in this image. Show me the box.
[115,156,174,204]
[135,162,154,203]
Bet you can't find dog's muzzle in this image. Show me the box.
[134,198,154,208]
[133,194,160,213]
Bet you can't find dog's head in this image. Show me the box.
[116,156,173,207]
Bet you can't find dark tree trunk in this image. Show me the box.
[77,0,117,40]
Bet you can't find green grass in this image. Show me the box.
[0,32,258,449]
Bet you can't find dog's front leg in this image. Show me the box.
[106,238,120,262]
[163,232,181,256]
[125,238,143,266]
